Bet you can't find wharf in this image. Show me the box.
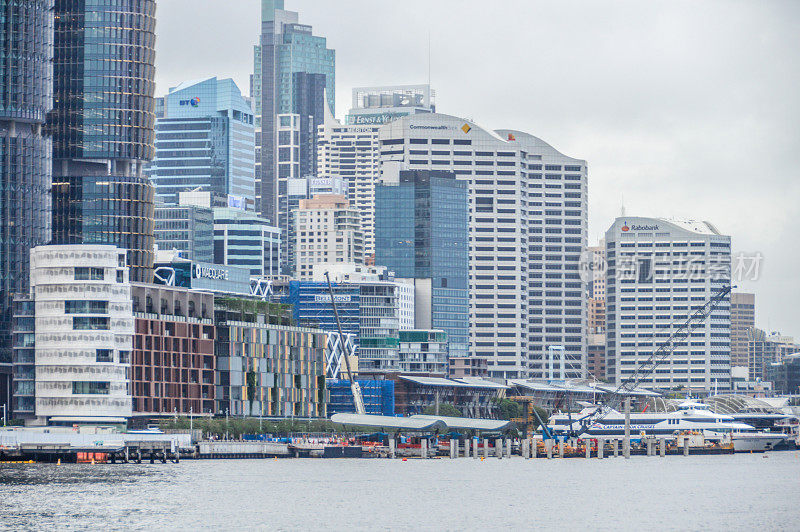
[0,428,191,464]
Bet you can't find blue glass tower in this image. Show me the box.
[375,170,470,358]
[254,0,335,258]
[0,0,54,413]
[148,77,256,207]
[49,0,157,283]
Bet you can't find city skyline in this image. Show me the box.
[154,0,800,337]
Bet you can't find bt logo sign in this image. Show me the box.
[179,97,200,107]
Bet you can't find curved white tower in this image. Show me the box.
[32,245,133,423]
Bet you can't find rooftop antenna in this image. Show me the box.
[620,193,626,218]
[427,31,431,88]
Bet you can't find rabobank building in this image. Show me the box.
[605,217,732,393]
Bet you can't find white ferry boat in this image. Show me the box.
[548,402,754,440]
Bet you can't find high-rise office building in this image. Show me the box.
[730,292,755,368]
[0,0,54,413]
[49,0,158,284]
[318,86,436,258]
[294,195,364,280]
[154,203,214,263]
[375,170,469,359]
[254,0,335,270]
[213,207,281,278]
[605,217,732,393]
[147,77,256,207]
[379,114,588,379]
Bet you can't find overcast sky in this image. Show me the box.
[155,0,800,337]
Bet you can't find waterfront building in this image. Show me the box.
[147,77,256,207]
[746,327,799,381]
[389,375,508,418]
[213,207,281,279]
[399,330,448,375]
[131,284,215,417]
[379,113,588,379]
[327,379,394,416]
[275,264,413,373]
[254,0,335,247]
[0,0,54,413]
[294,195,364,280]
[214,297,327,417]
[605,217,732,393]
[154,203,214,263]
[347,85,435,126]
[29,245,134,424]
[766,354,800,395]
[49,0,157,284]
[375,169,470,359]
[730,292,755,368]
[153,254,253,297]
[276,280,361,334]
[448,356,489,378]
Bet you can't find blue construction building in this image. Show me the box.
[327,380,395,416]
[276,281,360,339]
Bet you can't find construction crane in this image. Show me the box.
[324,271,365,415]
[567,284,733,438]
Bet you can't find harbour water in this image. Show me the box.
[2,452,799,530]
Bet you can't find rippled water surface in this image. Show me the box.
[2,452,799,530]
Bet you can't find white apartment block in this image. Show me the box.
[31,245,134,423]
[295,195,364,280]
[317,105,381,257]
[605,217,732,393]
[379,113,588,379]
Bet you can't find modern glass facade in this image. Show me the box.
[49,0,156,161]
[147,77,256,206]
[0,0,54,411]
[375,170,470,358]
[213,207,281,278]
[49,0,157,283]
[255,1,335,256]
[52,175,155,283]
[12,299,36,417]
[154,204,214,263]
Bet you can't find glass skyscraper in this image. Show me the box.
[0,0,54,413]
[147,77,256,207]
[48,0,157,283]
[375,170,470,358]
[254,0,335,272]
